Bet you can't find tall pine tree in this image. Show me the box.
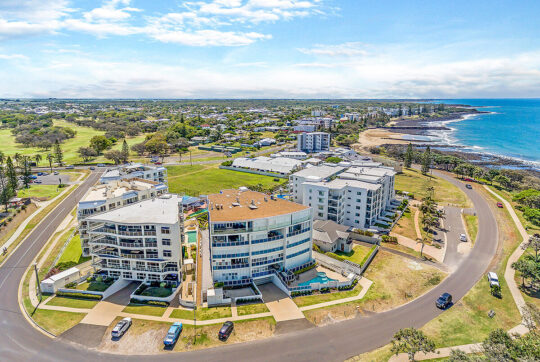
[54,140,63,166]
[5,157,18,192]
[121,139,130,163]
[421,146,431,175]
[404,143,414,168]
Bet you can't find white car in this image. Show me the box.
[111,317,132,338]
[487,272,500,287]
[459,233,467,242]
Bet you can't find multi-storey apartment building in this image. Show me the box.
[293,164,396,229]
[84,195,183,282]
[100,163,168,184]
[297,132,331,153]
[78,178,168,257]
[208,188,314,286]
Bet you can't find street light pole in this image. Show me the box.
[34,263,42,302]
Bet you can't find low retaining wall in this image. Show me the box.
[130,284,181,303]
[350,233,380,244]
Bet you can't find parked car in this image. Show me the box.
[463,178,474,182]
[163,322,182,346]
[89,166,95,170]
[65,165,74,169]
[497,202,503,208]
[53,171,59,175]
[465,184,472,189]
[460,233,467,242]
[37,172,44,176]
[97,163,105,167]
[487,272,500,287]
[155,162,162,165]
[218,321,234,341]
[29,175,37,179]
[111,317,132,338]
[42,172,48,176]
[436,292,452,309]
[34,180,42,184]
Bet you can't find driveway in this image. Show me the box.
[258,283,305,322]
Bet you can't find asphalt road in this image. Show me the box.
[0,170,498,362]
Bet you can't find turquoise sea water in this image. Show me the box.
[425,99,540,170]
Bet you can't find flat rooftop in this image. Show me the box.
[291,165,345,179]
[86,194,180,224]
[305,178,382,191]
[208,189,309,222]
[82,178,158,202]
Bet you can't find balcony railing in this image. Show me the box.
[144,231,157,236]
[119,242,144,248]
[120,253,145,259]
[287,228,310,237]
[213,227,250,234]
[117,230,143,236]
[252,234,284,244]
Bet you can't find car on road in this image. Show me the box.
[29,175,37,179]
[163,322,182,346]
[37,172,44,176]
[487,272,500,287]
[89,166,95,170]
[34,180,42,184]
[111,317,132,338]
[66,165,74,169]
[460,233,467,242]
[97,163,105,167]
[463,178,474,182]
[218,321,234,341]
[497,202,503,208]
[155,162,162,165]
[53,171,59,175]
[465,184,472,189]
[436,292,452,309]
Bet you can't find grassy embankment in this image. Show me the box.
[169,306,232,321]
[166,164,287,196]
[237,303,269,316]
[122,304,167,317]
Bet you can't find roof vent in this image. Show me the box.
[232,202,240,207]
[249,200,258,209]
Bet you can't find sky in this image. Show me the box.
[0,0,539,99]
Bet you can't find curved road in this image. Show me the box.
[0,170,498,362]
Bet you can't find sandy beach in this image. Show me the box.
[355,128,409,150]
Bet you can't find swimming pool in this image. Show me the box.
[298,272,337,286]
[186,231,197,244]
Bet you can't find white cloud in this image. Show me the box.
[149,29,270,46]
[298,42,369,57]
[0,53,28,60]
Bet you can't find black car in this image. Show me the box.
[218,321,234,341]
[436,292,452,309]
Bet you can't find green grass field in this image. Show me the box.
[464,214,479,244]
[56,234,90,265]
[30,308,86,336]
[122,304,167,317]
[0,120,148,165]
[169,306,232,321]
[396,168,471,207]
[237,303,269,316]
[332,244,374,265]
[46,296,98,309]
[16,184,63,200]
[166,165,286,196]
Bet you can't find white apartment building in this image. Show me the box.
[292,164,396,229]
[78,178,168,257]
[208,189,314,287]
[231,156,303,176]
[84,195,183,282]
[100,163,168,184]
[270,151,308,160]
[297,132,331,153]
[290,165,346,203]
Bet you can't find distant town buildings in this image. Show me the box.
[297,132,331,153]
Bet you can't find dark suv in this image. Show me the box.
[218,321,234,341]
[436,293,452,309]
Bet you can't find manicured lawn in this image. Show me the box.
[16,185,63,199]
[420,187,522,347]
[75,281,113,292]
[333,244,374,265]
[56,233,90,265]
[464,214,479,244]
[139,287,174,298]
[169,306,232,321]
[294,283,363,308]
[31,309,86,336]
[122,303,167,317]
[396,168,471,207]
[46,296,98,309]
[236,303,269,316]
[166,165,286,196]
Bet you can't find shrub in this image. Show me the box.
[312,244,321,253]
[293,263,317,275]
[130,298,169,306]
[491,284,502,298]
[214,282,224,288]
[381,235,398,243]
[64,282,77,288]
[221,160,233,166]
[56,292,102,300]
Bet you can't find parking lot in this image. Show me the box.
[30,172,72,185]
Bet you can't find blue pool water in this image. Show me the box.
[299,272,337,286]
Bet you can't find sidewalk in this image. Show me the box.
[299,277,373,311]
[390,233,444,262]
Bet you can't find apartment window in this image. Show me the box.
[356,199,361,202]
[355,213,360,216]
[162,238,171,246]
[163,250,172,257]
[161,227,170,234]
[357,192,362,195]
[317,212,324,217]
[122,272,132,279]
[355,220,360,224]
[318,191,324,196]
[136,273,146,280]
[318,205,324,210]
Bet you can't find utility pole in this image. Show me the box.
[34,263,42,302]
[193,304,197,345]
[190,151,192,166]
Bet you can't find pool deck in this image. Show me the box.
[290,265,348,287]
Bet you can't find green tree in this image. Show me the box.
[404,143,414,168]
[104,150,125,165]
[46,153,54,172]
[54,140,63,166]
[512,259,536,287]
[89,135,113,155]
[5,157,18,193]
[21,156,32,189]
[325,156,342,164]
[391,327,436,361]
[421,146,431,175]
[0,163,14,211]
[121,139,130,163]
[34,153,42,167]
[493,174,511,189]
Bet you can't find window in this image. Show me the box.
[163,250,172,257]
[122,272,132,279]
[357,192,362,195]
[161,226,170,234]
[318,212,324,217]
[355,213,360,216]
[162,238,171,246]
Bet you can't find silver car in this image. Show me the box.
[111,317,132,338]
[487,272,500,287]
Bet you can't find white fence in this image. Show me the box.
[56,278,131,299]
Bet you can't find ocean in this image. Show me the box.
[423,99,540,170]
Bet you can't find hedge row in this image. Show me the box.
[293,263,317,275]
[56,291,103,300]
[130,298,169,307]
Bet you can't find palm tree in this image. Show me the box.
[416,237,429,258]
[46,153,54,173]
[14,153,21,167]
[34,154,42,167]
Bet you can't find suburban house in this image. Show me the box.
[312,219,353,253]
